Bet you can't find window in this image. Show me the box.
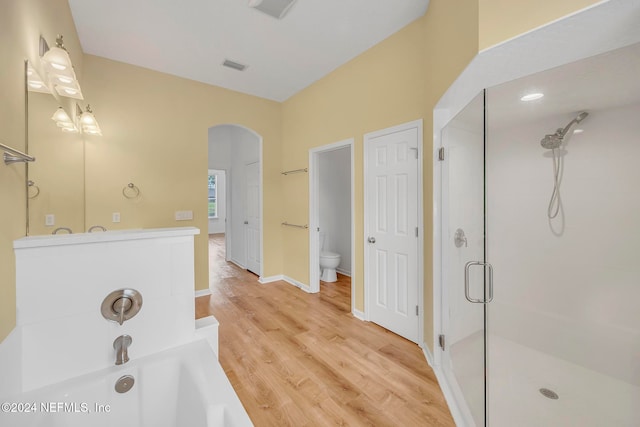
[208,173,217,218]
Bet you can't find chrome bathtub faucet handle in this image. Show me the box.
[113,335,133,365]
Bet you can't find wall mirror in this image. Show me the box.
[26,60,86,235]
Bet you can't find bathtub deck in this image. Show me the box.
[196,234,455,427]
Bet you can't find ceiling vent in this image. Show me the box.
[222,59,248,71]
[248,0,297,20]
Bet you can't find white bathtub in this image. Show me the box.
[0,339,253,427]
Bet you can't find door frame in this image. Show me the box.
[244,160,261,275]
[207,124,264,280]
[363,119,424,345]
[308,138,355,308]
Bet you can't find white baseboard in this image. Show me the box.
[352,309,366,321]
[427,350,470,427]
[194,288,212,297]
[336,268,351,277]
[283,275,312,293]
[229,259,245,269]
[258,275,283,284]
[421,343,434,367]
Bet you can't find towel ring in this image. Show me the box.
[122,182,140,199]
[27,180,40,199]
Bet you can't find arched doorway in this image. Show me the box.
[207,124,263,278]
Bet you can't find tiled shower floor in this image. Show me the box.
[451,334,640,426]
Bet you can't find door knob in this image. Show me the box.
[367,236,376,244]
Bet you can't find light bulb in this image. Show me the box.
[51,107,72,123]
[520,93,544,102]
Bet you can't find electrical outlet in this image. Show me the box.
[112,212,121,223]
[175,210,193,221]
[45,214,55,226]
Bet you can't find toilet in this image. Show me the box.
[319,232,341,282]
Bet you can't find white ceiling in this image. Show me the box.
[487,41,640,128]
[450,41,640,131]
[68,0,430,102]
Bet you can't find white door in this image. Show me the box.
[365,125,419,342]
[245,161,261,275]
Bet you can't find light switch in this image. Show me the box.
[112,212,121,223]
[175,210,193,221]
[45,214,55,226]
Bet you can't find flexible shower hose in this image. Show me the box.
[547,147,563,219]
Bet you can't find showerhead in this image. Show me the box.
[540,111,589,149]
[541,133,563,149]
[575,111,589,123]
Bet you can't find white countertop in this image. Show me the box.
[14,227,200,249]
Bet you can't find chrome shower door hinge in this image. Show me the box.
[438,147,445,161]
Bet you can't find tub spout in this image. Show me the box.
[113,335,132,365]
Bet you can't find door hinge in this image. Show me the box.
[416,305,419,315]
[438,147,445,161]
[415,227,418,237]
[439,334,445,350]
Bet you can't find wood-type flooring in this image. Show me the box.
[195,234,455,426]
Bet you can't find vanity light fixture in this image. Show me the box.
[40,35,83,100]
[26,62,51,94]
[51,106,79,133]
[79,105,102,136]
[520,92,544,102]
[51,106,72,123]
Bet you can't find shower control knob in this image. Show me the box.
[367,237,376,244]
[454,228,468,248]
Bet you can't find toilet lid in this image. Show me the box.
[320,251,340,258]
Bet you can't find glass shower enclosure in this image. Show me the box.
[439,42,640,426]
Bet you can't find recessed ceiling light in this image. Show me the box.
[520,93,544,102]
[520,92,544,102]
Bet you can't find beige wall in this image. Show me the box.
[0,0,606,343]
[281,0,479,351]
[479,0,602,50]
[81,55,283,292]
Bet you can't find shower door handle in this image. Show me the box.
[464,261,494,303]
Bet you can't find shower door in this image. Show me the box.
[440,90,489,427]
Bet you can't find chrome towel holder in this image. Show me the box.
[27,180,40,199]
[281,168,307,175]
[281,222,308,229]
[1,142,35,165]
[122,182,141,199]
